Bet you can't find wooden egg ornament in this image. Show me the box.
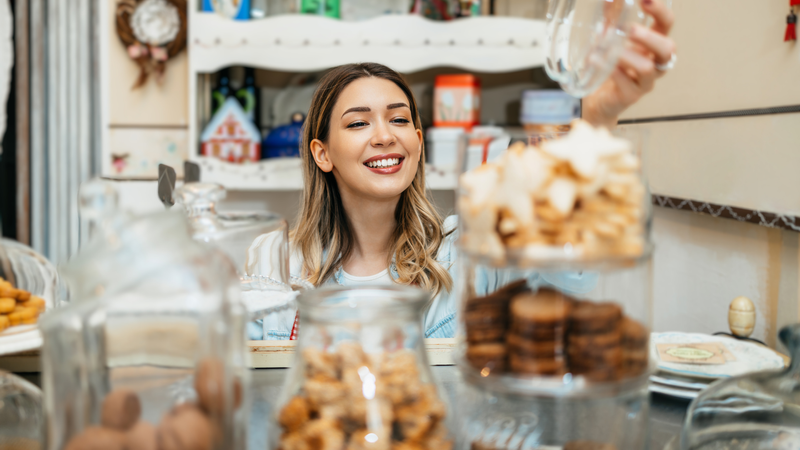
[157,404,215,450]
[728,296,756,338]
[194,358,242,415]
[124,421,158,450]
[101,388,142,430]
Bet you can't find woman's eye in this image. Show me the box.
[347,121,368,129]
[391,118,410,124]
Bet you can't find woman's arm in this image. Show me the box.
[582,0,676,129]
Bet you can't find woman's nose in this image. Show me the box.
[370,121,395,148]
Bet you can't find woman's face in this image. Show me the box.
[312,77,423,201]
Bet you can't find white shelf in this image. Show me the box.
[188,12,546,74]
[195,156,457,191]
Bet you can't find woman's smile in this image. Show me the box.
[364,153,405,174]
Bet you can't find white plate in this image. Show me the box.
[650,373,711,391]
[0,325,42,356]
[649,382,699,400]
[651,332,785,380]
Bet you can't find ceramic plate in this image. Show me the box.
[649,382,700,400]
[651,332,785,380]
[650,373,711,391]
[0,325,42,356]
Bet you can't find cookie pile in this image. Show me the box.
[459,120,646,263]
[278,342,452,450]
[464,280,528,373]
[464,283,649,382]
[63,357,242,450]
[507,289,570,376]
[0,276,46,331]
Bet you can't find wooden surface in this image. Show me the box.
[247,338,456,368]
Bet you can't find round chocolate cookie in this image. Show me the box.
[568,301,622,334]
[620,316,648,349]
[506,333,564,357]
[510,289,572,327]
[465,310,507,328]
[466,326,506,344]
[567,328,622,349]
[510,322,567,341]
[465,279,529,312]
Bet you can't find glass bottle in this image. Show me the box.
[270,285,453,449]
[212,68,232,116]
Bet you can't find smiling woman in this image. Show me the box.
[294,64,450,296]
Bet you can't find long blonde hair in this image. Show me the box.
[291,63,452,295]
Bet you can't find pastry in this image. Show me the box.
[157,404,216,450]
[568,301,622,334]
[506,334,564,357]
[510,289,572,327]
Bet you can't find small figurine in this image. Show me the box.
[728,296,756,338]
[201,97,261,164]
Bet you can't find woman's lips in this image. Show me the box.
[363,153,405,175]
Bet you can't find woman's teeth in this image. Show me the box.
[366,158,401,168]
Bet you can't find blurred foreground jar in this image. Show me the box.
[271,285,453,450]
[678,324,800,450]
[455,122,653,449]
[41,210,249,450]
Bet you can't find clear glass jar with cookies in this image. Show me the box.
[271,285,453,450]
[454,121,653,449]
[39,210,249,450]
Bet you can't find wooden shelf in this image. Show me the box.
[188,11,546,74]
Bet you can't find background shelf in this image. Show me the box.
[189,12,546,74]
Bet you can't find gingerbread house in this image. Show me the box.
[201,97,261,163]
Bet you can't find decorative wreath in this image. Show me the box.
[116,0,187,89]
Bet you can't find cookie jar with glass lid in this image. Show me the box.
[40,210,249,450]
[270,285,453,450]
[172,182,301,336]
[454,120,653,450]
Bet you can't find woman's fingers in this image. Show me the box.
[642,0,675,36]
[617,48,657,90]
[630,25,676,66]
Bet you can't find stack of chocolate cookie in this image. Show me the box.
[465,280,529,373]
[566,301,624,382]
[621,317,649,377]
[506,288,571,376]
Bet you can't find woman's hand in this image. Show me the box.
[582,0,676,129]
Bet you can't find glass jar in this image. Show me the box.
[0,370,44,449]
[41,210,249,450]
[545,0,646,97]
[174,182,290,284]
[454,122,653,449]
[678,324,800,450]
[270,285,453,450]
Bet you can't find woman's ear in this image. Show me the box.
[310,139,333,173]
[415,128,424,159]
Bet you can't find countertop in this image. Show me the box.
[18,366,691,449]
